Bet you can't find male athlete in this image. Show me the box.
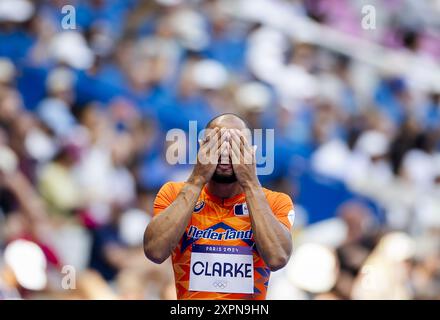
[144,114,294,300]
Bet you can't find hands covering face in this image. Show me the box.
[227,128,258,187]
[193,127,257,187]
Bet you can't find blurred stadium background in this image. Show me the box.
[0,0,440,300]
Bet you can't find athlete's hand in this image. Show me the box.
[229,129,259,189]
[188,127,222,187]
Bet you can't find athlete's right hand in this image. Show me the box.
[187,127,222,187]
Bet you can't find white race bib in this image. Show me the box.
[189,244,254,294]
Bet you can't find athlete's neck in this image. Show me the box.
[207,180,242,199]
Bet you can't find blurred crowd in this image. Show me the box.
[0,0,439,300]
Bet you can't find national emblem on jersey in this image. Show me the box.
[233,203,249,216]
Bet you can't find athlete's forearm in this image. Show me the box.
[144,176,204,264]
[243,181,292,271]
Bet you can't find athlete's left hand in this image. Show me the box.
[229,129,259,188]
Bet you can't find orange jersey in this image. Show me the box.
[153,181,294,300]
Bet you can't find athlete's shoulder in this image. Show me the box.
[262,187,294,205]
[153,181,186,215]
[159,181,185,193]
[262,187,295,228]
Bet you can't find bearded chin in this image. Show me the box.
[211,172,238,184]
